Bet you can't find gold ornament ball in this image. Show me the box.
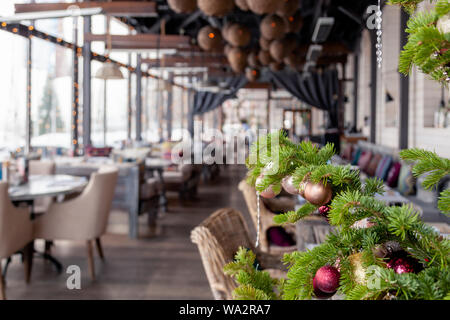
[260,14,286,41]
[303,181,333,206]
[198,26,223,52]
[198,0,235,17]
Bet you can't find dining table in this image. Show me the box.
[5,174,88,275]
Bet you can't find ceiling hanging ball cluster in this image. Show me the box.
[227,47,248,73]
[197,0,235,17]
[235,0,250,11]
[285,10,303,33]
[167,0,197,14]
[197,25,223,52]
[226,23,251,48]
[276,0,300,17]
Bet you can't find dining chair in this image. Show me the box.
[33,166,119,281]
[0,182,34,300]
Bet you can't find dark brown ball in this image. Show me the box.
[247,0,280,15]
[227,47,248,73]
[269,39,288,62]
[259,37,271,50]
[247,51,261,68]
[167,0,197,14]
[304,182,333,206]
[285,10,303,33]
[245,67,260,82]
[198,0,235,17]
[222,22,234,42]
[235,0,249,11]
[198,25,223,52]
[227,23,251,47]
[260,14,286,40]
[269,61,284,72]
[277,0,299,17]
[258,49,272,66]
[284,51,303,70]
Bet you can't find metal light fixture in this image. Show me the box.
[95,62,124,80]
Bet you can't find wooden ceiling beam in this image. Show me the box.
[14,1,157,17]
[84,34,192,50]
[142,56,228,67]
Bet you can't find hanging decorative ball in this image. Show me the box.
[224,43,233,57]
[386,251,421,274]
[260,14,286,41]
[167,0,197,14]
[235,0,249,11]
[222,22,234,42]
[227,23,252,47]
[284,51,303,70]
[259,37,271,50]
[303,181,333,206]
[313,266,340,294]
[298,180,308,197]
[269,39,288,62]
[227,47,248,73]
[348,252,366,285]
[198,0,235,17]
[281,175,299,195]
[247,0,280,15]
[437,13,450,34]
[247,51,261,68]
[258,49,273,66]
[198,25,223,52]
[277,0,299,17]
[255,175,281,199]
[269,61,284,72]
[285,10,303,33]
[313,277,336,299]
[245,67,260,82]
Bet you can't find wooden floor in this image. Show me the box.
[4,165,251,300]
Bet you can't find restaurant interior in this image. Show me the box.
[0,0,449,301]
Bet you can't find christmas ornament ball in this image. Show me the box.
[303,181,333,206]
[387,257,415,274]
[281,175,299,195]
[313,265,340,293]
[313,277,336,299]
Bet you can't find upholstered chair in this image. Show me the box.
[0,182,34,300]
[33,167,118,280]
[29,160,56,215]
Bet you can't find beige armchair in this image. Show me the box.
[34,166,119,280]
[191,208,286,300]
[238,180,297,254]
[0,182,34,300]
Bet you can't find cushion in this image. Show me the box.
[365,153,382,176]
[351,148,362,165]
[397,163,416,196]
[267,227,296,247]
[386,162,401,188]
[357,151,372,172]
[375,155,393,181]
[341,144,353,161]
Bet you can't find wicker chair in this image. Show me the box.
[238,180,297,253]
[191,208,286,300]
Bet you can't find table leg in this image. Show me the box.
[157,168,168,213]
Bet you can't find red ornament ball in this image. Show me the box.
[313,265,340,293]
[387,257,415,274]
[313,277,336,299]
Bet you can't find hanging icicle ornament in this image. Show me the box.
[255,191,261,248]
[375,0,383,69]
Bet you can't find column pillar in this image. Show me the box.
[135,54,142,141]
[399,10,410,149]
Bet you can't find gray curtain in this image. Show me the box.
[193,76,247,115]
[270,69,340,128]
